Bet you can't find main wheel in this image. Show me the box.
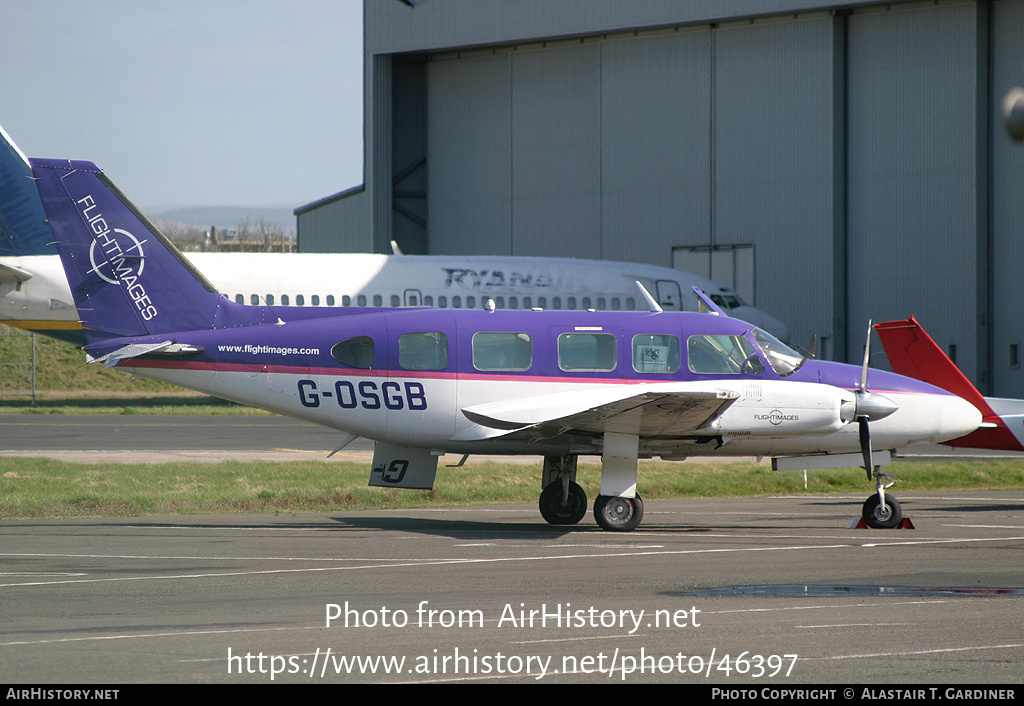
[539,481,587,525]
[594,493,644,532]
[862,493,902,529]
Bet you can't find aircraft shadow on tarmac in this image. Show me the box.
[328,514,765,538]
[329,514,593,539]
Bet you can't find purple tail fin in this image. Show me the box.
[30,158,275,344]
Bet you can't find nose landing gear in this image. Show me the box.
[862,467,902,529]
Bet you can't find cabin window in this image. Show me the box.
[281,294,290,305]
[266,294,274,305]
[235,294,244,304]
[687,334,763,375]
[552,297,561,310]
[626,297,636,310]
[596,297,605,310]
[537,297,546,309]
[250,294,259,305]
[423,295,433,306]
[611,297,620,310]
[509,296,518,310]
[522,296,531,309]
[391,295,400,307]
[373,295,382,306]
[399,332,448,371]
[558,333,617,372]
[296,294,305,306]
[331,336,374,369]
[357,295,366,306]
[582,297,592,310]
[438,295,447,308]
[452,296,462,309]
[494,296,504,309]
[342,295,351,306]
[312,295,320,306]
[466,296,475,309]
[327,295,335,306]
[567,297,577,310]
[633,334,680,373]
[473,332,533,371]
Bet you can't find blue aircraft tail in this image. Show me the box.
[30,157,276,346]
[0,126,55,255]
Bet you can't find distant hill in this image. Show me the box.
[148,206,296,234]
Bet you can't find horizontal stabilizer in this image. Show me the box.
[0,261,32,283]
[90,341,175,368]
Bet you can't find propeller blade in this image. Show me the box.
[859,416,872,479]
[860,319,872,394]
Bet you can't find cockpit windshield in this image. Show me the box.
[751,328,805,376]
[709,293,746,310]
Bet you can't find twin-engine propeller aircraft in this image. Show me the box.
[32,155,983,531]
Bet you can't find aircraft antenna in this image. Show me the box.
[635,281,662,313]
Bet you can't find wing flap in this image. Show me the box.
[459,384,738,441]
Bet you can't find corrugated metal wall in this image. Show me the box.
[424,16,839,354]
[295,188,372,252]
[991,0,1024,397]
[428,53,512,254]
[846,1,982,381]
[298,0,1024,394]
[713,15,837,354]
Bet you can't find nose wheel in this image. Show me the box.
[862,467,902,529]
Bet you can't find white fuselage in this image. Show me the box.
[127,362,980,461]
[0,253,790,340]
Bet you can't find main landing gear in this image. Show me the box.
[539,479,587,525]
[540,436,644,532]
[593,493,644,532]
[862,466,902,529]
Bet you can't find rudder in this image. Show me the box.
[30,158,273,345]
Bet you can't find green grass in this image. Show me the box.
[2,456,1023,520]
[0,329,264,414]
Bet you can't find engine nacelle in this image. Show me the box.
[708,381,860,437]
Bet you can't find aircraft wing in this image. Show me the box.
[459,384,738,443]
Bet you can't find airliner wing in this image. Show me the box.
[459,384,738,441]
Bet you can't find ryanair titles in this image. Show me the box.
[77,194,157,320]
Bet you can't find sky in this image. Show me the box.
[0,1,364,211]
